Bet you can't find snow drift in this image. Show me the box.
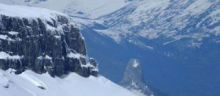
[0,69,136,96]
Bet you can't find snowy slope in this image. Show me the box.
[95,0,220,47]
[0,69,137,96]
[0,3,66,20]
[0,0,128,19]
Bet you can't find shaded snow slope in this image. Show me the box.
[0,69,137,96]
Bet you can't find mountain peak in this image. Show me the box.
[132,59,140,68]
[120,59,154,96]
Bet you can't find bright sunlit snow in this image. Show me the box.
[132,59,139,68]
[0,3,65,21]
[0,0,128,19]
[0,52,22,60]
[0,69,137,96]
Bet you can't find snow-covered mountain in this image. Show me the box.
[79,0,220,96]
[1,0,219,46]
[95,0,220,47]
[0,0,219,96]
[0,3,137,96]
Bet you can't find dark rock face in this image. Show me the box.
[119,59,153,96]
[89,58,98,76]
[0,14,98,77]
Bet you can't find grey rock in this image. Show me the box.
[120,59,154,96]
[89,58,98,76]
[0,14,98,77]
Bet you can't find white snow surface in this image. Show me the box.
[8,31,19,36]
[67,52,85,59]
[132,59,139,68]
[130,89,147,96]
[0,0,128,19]
[0,52,22,60]
[0,72,9,88]
[0,35,16,41]
[37,55,52,60]
[0,3,66,20]
[0,69,137,96]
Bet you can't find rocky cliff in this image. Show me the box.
[120,59,153,96]
[0,4,98,77]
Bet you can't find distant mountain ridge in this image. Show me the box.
[80,0,220,96]
[95,0,220,47]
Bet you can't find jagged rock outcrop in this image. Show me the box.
[0,4,98,77]
[120,59,153,96]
